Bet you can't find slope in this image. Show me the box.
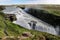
[0,12,60,40]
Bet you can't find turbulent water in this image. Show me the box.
[3,6,58,35]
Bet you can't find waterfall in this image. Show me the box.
[55,25,60,35]
[3,6,58,35]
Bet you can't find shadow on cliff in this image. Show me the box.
[24,8,60,27]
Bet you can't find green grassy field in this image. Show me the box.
[42,9,60,16]
[41,5,60,16]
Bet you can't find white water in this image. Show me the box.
[3,6,57,35]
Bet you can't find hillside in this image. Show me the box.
[41,5,60,16]
[18,5,60,16]
[0,12,60,40]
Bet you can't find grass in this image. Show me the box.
[42,6,60,16]
[44,9,60,16]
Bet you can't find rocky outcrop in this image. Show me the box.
[25,8,60,26]
[5,14,17,22]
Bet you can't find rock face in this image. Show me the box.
[0,6,5,11]
[24,8,60,35]
[1,32,46,40]
[1,35,46,40]
[3,6,57,35]
[36,36,46,40]
[22,32,33,37]
[25,8,60,26]
[5,14,16,22]
[2,36,15,40]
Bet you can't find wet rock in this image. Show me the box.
[2,36,15,40]
[33,35,46,40]
[22,32,33,37]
